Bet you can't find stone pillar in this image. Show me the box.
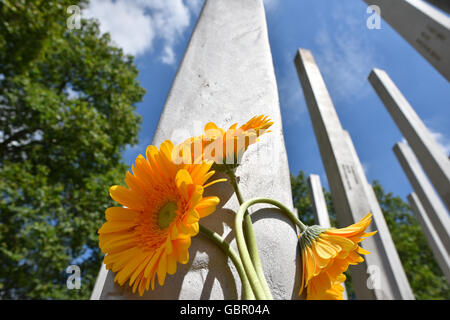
[363,0,450,81]
[307,174,349,300]
[91,0,300,300]
[408,192,450,283]
[369,68,450,211]
[307,174,331,227]
[393,142,450,254]
[294,48,415,300]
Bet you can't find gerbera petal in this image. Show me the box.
[167,254,177,275]
[100,134,223,295]
[176,169,193,199]
[105,207,139,221]
[356,246,371,255]
[98,220,137,234]
[174,238,191,263]
[299,214,376,299]
[183,208,200,225]
[129,255,153,285]
[196,196,220,218]
[109,185,146,211]
[144,247,164,278]
[100,233,136,254]
[204,122,219,132]
[115,251,147,286]
[157,253,168,286]
[203,178,227,189]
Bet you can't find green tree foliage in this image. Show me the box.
[0,0,145,299]
[291,170,450,300]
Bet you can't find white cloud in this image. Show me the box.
[313,5,377,104]
[84,0,154,57]
[161,45,176,65]
[362,162,370,175]
[83,0,204,64]
[401,126,450,156]
[428,128,450,156]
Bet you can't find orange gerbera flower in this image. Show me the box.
[174,115,273,171]
[299,213,377,300]
[98,140,225,296]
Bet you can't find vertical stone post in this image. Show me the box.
[307,174,349,299]
[369,69,450,211]
[294,48,414,300]
[91,0,300,300]
[363,0,450,81]
[393,142,450,253]
[408,193,450,283]
[307,174,331,227]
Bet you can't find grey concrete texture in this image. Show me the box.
[363,0,450,81]
[408,192,450,283]
[343,131,414,299]
[91,0,301,300]
[307,174,332,228]
[369,68,450,212]
[393,142,450,254]
[294,48,415,300]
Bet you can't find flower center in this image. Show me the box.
[157,201,178,229]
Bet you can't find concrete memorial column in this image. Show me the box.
[294,48,414,300]
[307,174,331,227]
[393,142,450,253]
[363,0,450,81]
[369,69,450,211]
[91,0,299,300]
[307,174,349,299]
[408,192,450,283]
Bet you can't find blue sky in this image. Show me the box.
[83,0,450,203]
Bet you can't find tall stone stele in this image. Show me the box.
[91,0,300,300]
[363,0,450,81]
[393,142,450,254]
[294,48,415,300]
[369,69,450,212]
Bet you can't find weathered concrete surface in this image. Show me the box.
[408,192,450,283]
[307,174,348,300]
[307,174,331,227]
[369,69,450,212]
[91,0,300,300]
[424,0,450,14]
[343,131,414,299]
[363,0,450,81]
[393,142,450,254]
[294,48,414,300]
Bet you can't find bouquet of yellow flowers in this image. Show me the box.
[98,115,376,299]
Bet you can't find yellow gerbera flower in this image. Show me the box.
[174,115,273,171]
[98,140,225,296]
[299,213,377,300]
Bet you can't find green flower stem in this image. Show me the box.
[234,197,307,300]
[238,197,308,233]
[199,224,255,300]
[227,171,272,300]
